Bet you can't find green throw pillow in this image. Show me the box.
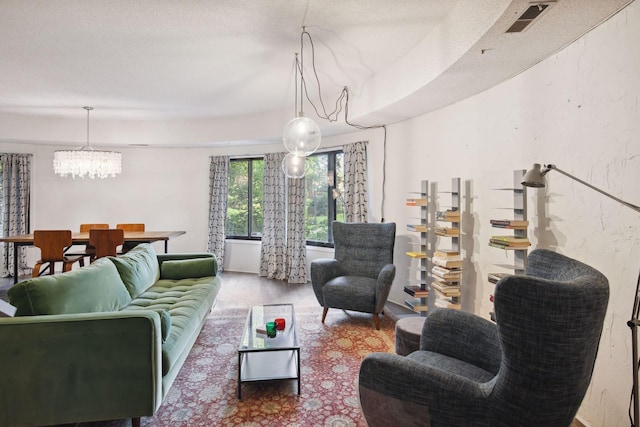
[161,257,216,280]
[7,258,132,316]
[108,244,160,299]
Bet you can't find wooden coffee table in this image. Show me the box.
[237,303,300,399]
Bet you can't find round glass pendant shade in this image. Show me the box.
[281,152,306,179]
[282,116,321,155]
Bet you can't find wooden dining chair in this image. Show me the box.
[116,223,145,253]
[32,230,85,277]
[89,228,125,262]
[67,223,111,262]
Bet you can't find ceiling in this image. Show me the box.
[0,0,634,148]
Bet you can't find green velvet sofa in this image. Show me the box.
[0,243,221,427]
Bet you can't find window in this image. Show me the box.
[225,151,344,246]
[305,150,344,246]
[226,158,263,239]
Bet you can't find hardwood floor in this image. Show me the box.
[213,270,318,309]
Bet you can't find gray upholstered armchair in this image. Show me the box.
[311,221,396,329]
[359,249,609,427]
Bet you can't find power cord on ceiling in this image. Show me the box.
[295,27,388,223]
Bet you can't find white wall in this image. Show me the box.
[1,2,639,425]
[377,3,640,426]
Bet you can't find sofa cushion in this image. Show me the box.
[160,257,217,280]
[7,258,132,316]
[125,276,220,375]
[108,243,160,299]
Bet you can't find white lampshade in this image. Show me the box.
[281,152,306,179]
[282,116,321,155]
[521,163,547,188]
[54,149,122,179]
[53,106,122,179]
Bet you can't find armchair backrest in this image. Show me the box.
[332,222,395,279]
[492,249,609,425]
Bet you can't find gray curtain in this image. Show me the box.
[259,152,287,280]
[286,175,308,283]
[1,153,32,278]
[259,152,308,283]
[207,156,229,271]
[344,141,368,222]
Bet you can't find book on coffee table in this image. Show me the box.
[0,299,17,317]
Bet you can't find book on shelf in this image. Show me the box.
[406,251,428,258]
[487,272,510,284]
[433,249,459,258]
[404,285,429,298]
[406,198,428,206]
[435,227,460,237]
[436,209,460,221]
[489,236,531,248]
[489,242,530,250]
[490,219,529,228]
[432,255,462,269]
[406,224,428,232]
[490,223,528,230]
[432,281,460,297]
[405,298,429,312]
[432,265,462,280]
[434,296,461,310]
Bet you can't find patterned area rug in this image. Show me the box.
[82,305,396,427]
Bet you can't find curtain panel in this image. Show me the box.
[259,152,308,283]
[259,152,287,280]
[286,175,308,283]
[207,156,229,271]
[1,153,32,278]
[344,141,368,223]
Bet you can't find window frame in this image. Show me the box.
[224,150,344,248]
[225,157,263,240]
[305,149,344,248]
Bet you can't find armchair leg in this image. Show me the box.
[322,307,329,323]
[373,313,380,330]
[132,417,141,427]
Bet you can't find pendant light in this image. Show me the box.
[53,107,122,179]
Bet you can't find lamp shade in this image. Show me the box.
[53,106,122,179]
[282,152,306,179]
[282,116,321,155]
[53,149,122,179]
[521,163,547,188]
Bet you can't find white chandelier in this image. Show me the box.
[53,107,122,179]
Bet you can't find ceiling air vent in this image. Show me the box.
[506,1,554,33]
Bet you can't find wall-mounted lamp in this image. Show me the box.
[522,162,640,426]
[522,163,640,213]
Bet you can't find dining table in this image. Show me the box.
[0,230,186,283]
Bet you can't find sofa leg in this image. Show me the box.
[373,313,380,330]
[132,417,141,427]
[322,307,328,323]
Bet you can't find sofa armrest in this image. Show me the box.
[421,308,501,376]
[374,263,396,313]
[0,311,163,427]
[310,258,342,305]
[359,352,492,426]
